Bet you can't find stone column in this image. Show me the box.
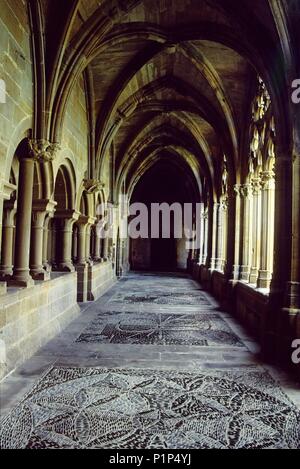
[0,201,16,278]
[221,199,228,272]
[231,185,242,280]
[284,150,300,311]
[77,216,89,266]
[56,210,80,272]
[202,208,208,265]
[249,177,262,284]
[240,184,253,282]
[10,139,56,287]
[95,217,104,262]
[102,235,109,261]
[198,203,205,265]
[257,170,275,289]
[30,200,56,280]
[10,155,35,287]
[50,219,57,270]
[209,202,219,271]
[268,144,298,361]
[0,182,16,261]
[72,225,78,264]
[42,214,53,272]
[92,224,101,261]
[215,203,224,272]
[223,186,235,281]
[76,216,94,303]
[85,223,94,266]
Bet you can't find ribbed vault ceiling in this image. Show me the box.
[39,0,292,200]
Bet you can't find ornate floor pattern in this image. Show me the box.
[108,291,212,306]
[1,272,299,450]
[76,312,245,347]
[1,366,299,449]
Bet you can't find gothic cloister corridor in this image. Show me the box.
[0,272,299,449]
[1,0,300,452]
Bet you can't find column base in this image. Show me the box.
[257,270,272,289]
[284,282,300,310]
[8,272,34,288]
[57,262,75,273]
[232,264,240,281]
[76,261,88,268]
[31,270,51,281]
[215,259,224,272]
[0,273,13,282]
[0,268,13,279]
[249,267,259,285]
[240,266,251,282]
[43,262,52,273]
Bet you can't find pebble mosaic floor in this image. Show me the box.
[76,312,245,347]
[1,272,299,449]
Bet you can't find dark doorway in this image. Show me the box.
[130,157,196,272]
[151,238,176,272]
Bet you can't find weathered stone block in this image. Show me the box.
[0,273,80,380]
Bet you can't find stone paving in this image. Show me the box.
[0,272,299,449]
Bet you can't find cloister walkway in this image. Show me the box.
[1,272,299,449]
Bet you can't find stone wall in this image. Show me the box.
[59,74,89,188]
[0,0,33,180]
[87,261,116,301]
[0,273,80,380]
[0,1,120,382]
[191,261,269,342]
[234,282,269,340]
[76,261,116,302]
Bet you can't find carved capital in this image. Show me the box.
[233,184,242,197]
[260,170,275,190]
[240,184,252,198]
[251,177,261,196]
[83,179,105,194]
[29,139,60,162]
[221,197,229,210]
